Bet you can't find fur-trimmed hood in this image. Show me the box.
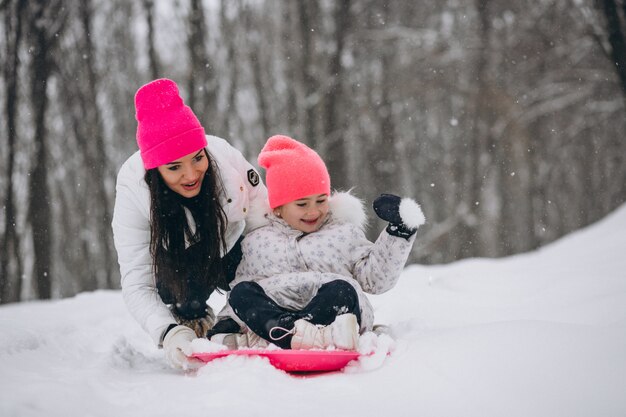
[244,191,368,233]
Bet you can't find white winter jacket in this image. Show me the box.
[222,192,417,332]
[112,135,268,345]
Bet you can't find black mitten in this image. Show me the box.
[373,194,425,240]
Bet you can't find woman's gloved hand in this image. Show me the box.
[373,194,425,239]
[162,325,202,370]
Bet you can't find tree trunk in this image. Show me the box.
[142,0,160,79]
[323,0,351,192]
[26,0,66,299]
[28,3,53,299]
[220,0,239,137]
[282,3,299,133]
[370,5,399,196]
[461,0,492,258]
[187,0,216,131]
[297,0,319,148]
[79,0,114,288]
[600,0,626,103]
[244,5,270,139]
[1,0,27,303]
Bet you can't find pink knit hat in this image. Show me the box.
[258,135,331,209]
[134,78,207,169]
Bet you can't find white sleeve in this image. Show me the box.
[112,168,176,346]
[349,225,416,294]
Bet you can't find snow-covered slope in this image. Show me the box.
[1,204,625,417]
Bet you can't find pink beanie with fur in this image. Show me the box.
[258,135,331,209]
[134,78,207,169]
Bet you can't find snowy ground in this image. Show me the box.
[1,204,625,417]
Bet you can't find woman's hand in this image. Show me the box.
[162,325,202,370]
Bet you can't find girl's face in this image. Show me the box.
[275,193,329,233]
[157,149,209,198]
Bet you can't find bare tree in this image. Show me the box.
[599,0,626,100]
[244,3,270,139]
[25,0,67,299]
[459,0,493,258]
[323,0,352,192]
[1,0,26,303]
[297,0,320,148]
[368,4,401,196]
[142,0,160,80]
[78,0,114,288]
[220,0,240,137]
[187,0,217,131]
[100,0,142,168]
[281,2,300,133]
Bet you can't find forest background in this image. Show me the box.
[1,0,625,303]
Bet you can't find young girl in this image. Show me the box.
[212,135,425,350]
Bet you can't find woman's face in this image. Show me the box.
[157,149,209,198]
[275,193,329,233]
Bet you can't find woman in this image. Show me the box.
[112,78,267,370]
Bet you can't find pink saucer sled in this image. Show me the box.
[192,349,361,372]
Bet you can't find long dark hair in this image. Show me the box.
[144,148,228,307]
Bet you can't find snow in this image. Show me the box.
[1,204,625,417]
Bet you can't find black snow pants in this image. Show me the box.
[228,280,361,349]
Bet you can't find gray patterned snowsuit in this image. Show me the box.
[222,193,417,332]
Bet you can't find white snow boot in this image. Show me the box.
[284,313,359,350]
